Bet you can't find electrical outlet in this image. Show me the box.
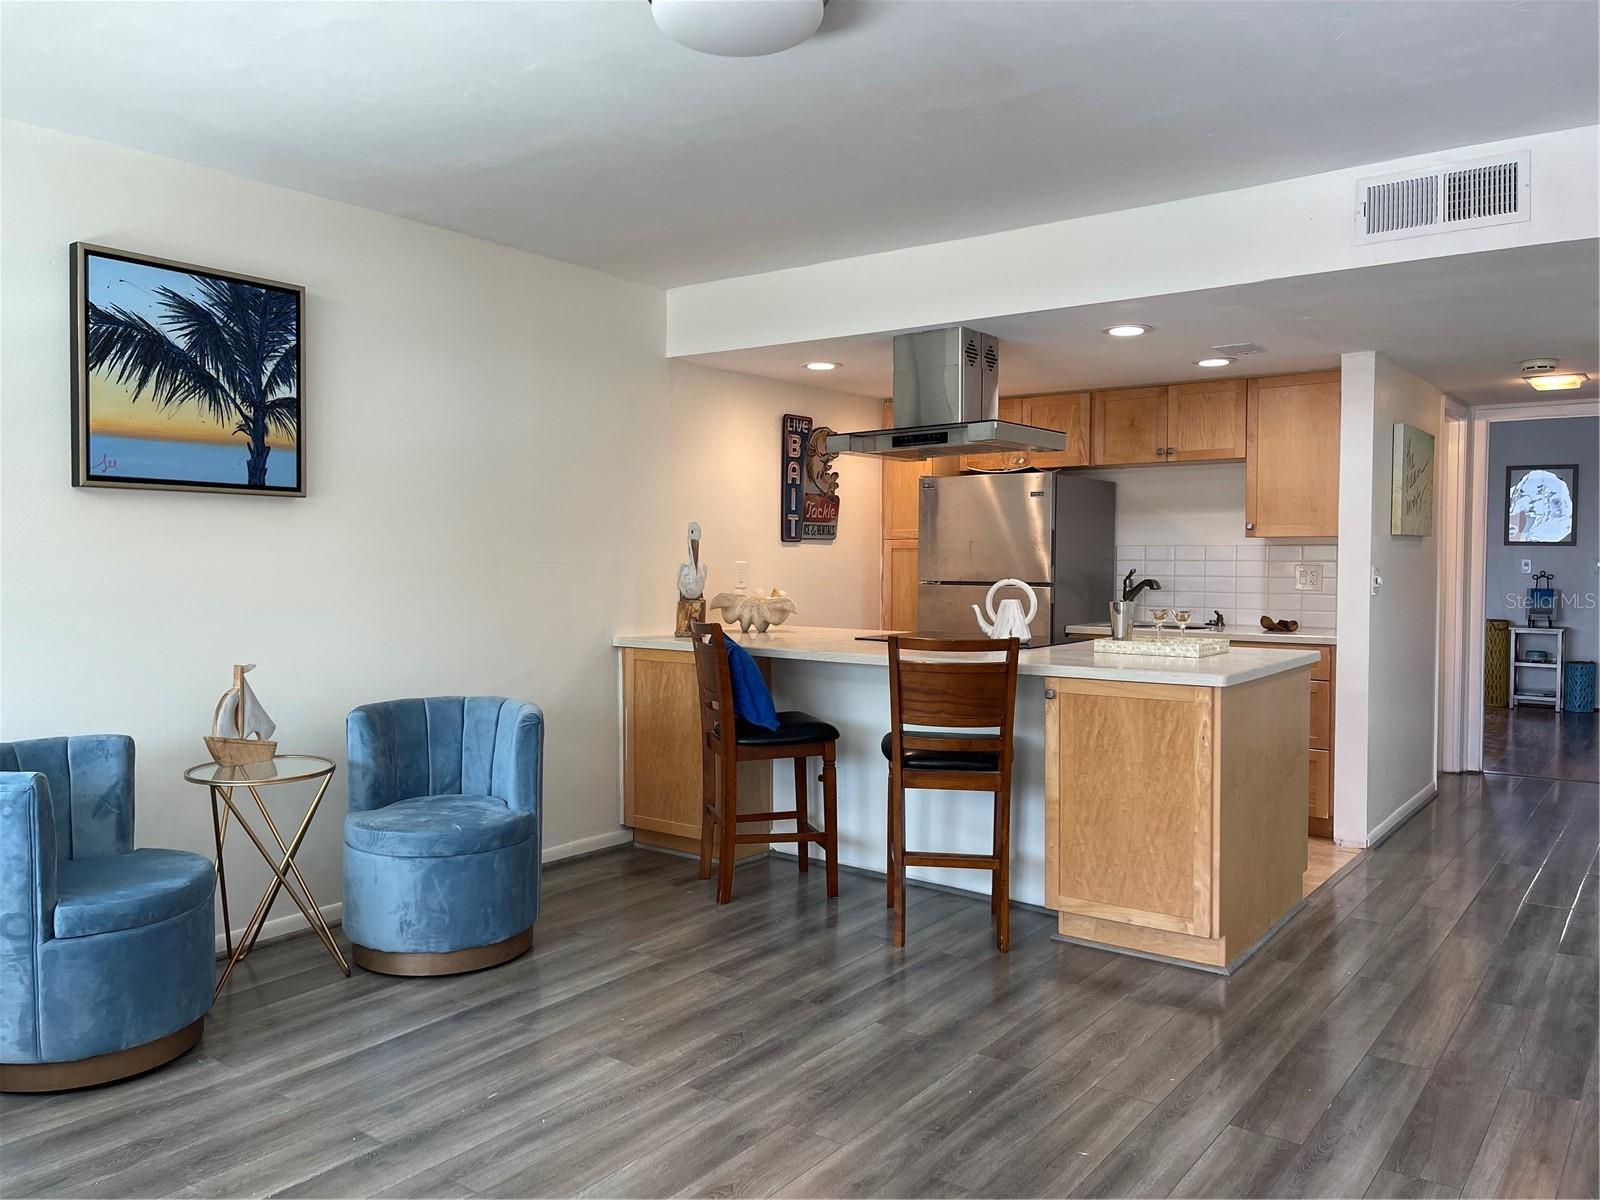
[1294,563,1323,591]
[735,560,748,589]
[1522,559,1533,574]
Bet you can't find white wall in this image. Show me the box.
[1081,462,1249,548]
[1335,352,1443,844]
[667,127,1599,357]
[627,363,882,633]
[0,122,882,944]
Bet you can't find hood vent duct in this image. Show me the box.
[825,326,1066,461]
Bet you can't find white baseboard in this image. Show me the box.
[210,830,633,955]
[1363,778,1440,849]
[215,901,342,956]
[543,829,633,862]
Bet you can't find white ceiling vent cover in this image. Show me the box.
[1355,151,1530,244]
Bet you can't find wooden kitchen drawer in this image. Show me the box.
[1255,641,1333,682]
[1308,748,1332,821]
[1308,680,1331,749]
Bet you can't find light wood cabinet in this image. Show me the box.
[882,540,919,630]
[1092,386,1168,465]
[882,455,927,541]
[961,395,1028,473]
[1169,380,1247,461]
[963,392,1092,472]
[621,648,770,855]
[1246,371,1341,538]
[1043,670,1310,969]
[1249,640,1336,839]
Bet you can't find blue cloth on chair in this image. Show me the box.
[343,697,543,959]
[724,640,780,731]
[1,735,215,1068]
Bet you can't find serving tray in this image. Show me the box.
[1092,635,1230,659]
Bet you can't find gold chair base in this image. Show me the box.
[351,927,532,977]
[0,1017,203,1094]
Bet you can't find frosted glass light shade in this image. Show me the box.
[651,0,825,57]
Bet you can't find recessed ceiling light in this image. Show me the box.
[804,361,840,372]
[1103,324,1153,338]
[1195,357,1235,369]
[1527,372,1588,391]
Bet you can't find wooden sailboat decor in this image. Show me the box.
[205,664,278,765]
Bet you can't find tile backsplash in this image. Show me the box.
[1115,542,1337,632]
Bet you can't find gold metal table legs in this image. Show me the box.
[208,776,350,996]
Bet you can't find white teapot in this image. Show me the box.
[972,578,1038,643]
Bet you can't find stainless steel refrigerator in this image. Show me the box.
[916,472,1116,645]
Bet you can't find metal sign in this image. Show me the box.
[781,413,810,543]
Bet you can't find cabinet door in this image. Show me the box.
[882,540,920,629]
[1021,392,1092,468]
[962,395,1029,473]
[1246,372,1341,537]
[1308,749,1332,822]
[1168,380,1246,461]
[1092,387,1168,465]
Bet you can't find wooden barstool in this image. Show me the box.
[883,635,1020,951]
[689,622,839,904]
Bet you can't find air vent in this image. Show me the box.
[1355,151,1530,244]
[983,342,998,373]
[1211,343,1265,358]
[964,335,980,367]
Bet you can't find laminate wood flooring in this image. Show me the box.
[3,772,1595,1199]
[1483,706,1599,782]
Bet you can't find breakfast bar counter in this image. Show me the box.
[614,626,1319,971]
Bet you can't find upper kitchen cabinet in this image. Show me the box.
[1168,380,1246,461]
[963,392,1091,472]
[1092,386,1168,465]
[1246,371,1341,538]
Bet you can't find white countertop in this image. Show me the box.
[614,626,1319,688]
[1063,622,1337,646]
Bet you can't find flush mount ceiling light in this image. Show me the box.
[1195,356,1235,368]
[1528,373,1589,391]
[804,361,840,372]
[650,0,825,57]
[1103,324,1153,338]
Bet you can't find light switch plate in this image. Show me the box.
[735,560,749,589]
[1294,563,1323,591]
[1522,559,1533,573]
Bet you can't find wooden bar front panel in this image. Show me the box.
[1047,680,1213,937]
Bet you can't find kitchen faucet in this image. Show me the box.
[1121,570,1163,602]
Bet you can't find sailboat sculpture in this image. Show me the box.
[204,664,279,766]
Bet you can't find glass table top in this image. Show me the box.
[183,755,336,786]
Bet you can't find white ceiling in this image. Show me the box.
[683,243,1600,407]
[2,1,1595,287]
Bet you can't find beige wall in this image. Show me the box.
[0,121,882,944]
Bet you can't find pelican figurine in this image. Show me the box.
[677,521,707,600]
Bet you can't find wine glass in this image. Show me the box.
[1149,607,1170,636]
[1173,609,1192,633]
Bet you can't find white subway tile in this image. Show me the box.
[1301,594,1337,612]
[1117,559,1144,577]
[1144,545,1175,561]
[1176,590,1207,608]
[1268,577,1302,595]
[1174,545,1206,561]
[1118,546,1144,558]
[1206,546,1238,560]
[1302,545,1338,561]
[1267,561,1297,578]
[1175,574,1207,592]
[1205,590,1237,609]
[1234,563,1267,582]
[1235,544,1268,561]
[1205,560,1237,578]
[1267,545,1303,561]
[1234,592,1267,610]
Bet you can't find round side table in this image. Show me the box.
[183,755,349,996]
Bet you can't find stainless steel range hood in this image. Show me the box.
[825,326,1065,461]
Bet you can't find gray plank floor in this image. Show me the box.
[3,772,1595,1199]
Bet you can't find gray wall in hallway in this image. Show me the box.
[1485,416,1599,665]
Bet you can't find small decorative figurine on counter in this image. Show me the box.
[709,588,797,634]
[972,578,1037,643]
[675,521,708,638]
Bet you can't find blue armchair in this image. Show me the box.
[343,697,543,976]
[0,735,215,1092]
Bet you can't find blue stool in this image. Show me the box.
[1565,662,1596,715]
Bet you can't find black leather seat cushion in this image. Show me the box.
[880,732,1001,772]
[736,710,840,747]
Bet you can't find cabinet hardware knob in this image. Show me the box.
[1246,522,1256,531]
[1155,447,1166,456]
[1166,446,1175,455]
[1044,689,1057,700]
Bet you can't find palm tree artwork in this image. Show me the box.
[78,248,302,492]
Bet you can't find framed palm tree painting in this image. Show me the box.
[71,243,305,496]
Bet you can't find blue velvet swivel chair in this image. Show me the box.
[0,736,215,1092]
[343,697,543,976]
